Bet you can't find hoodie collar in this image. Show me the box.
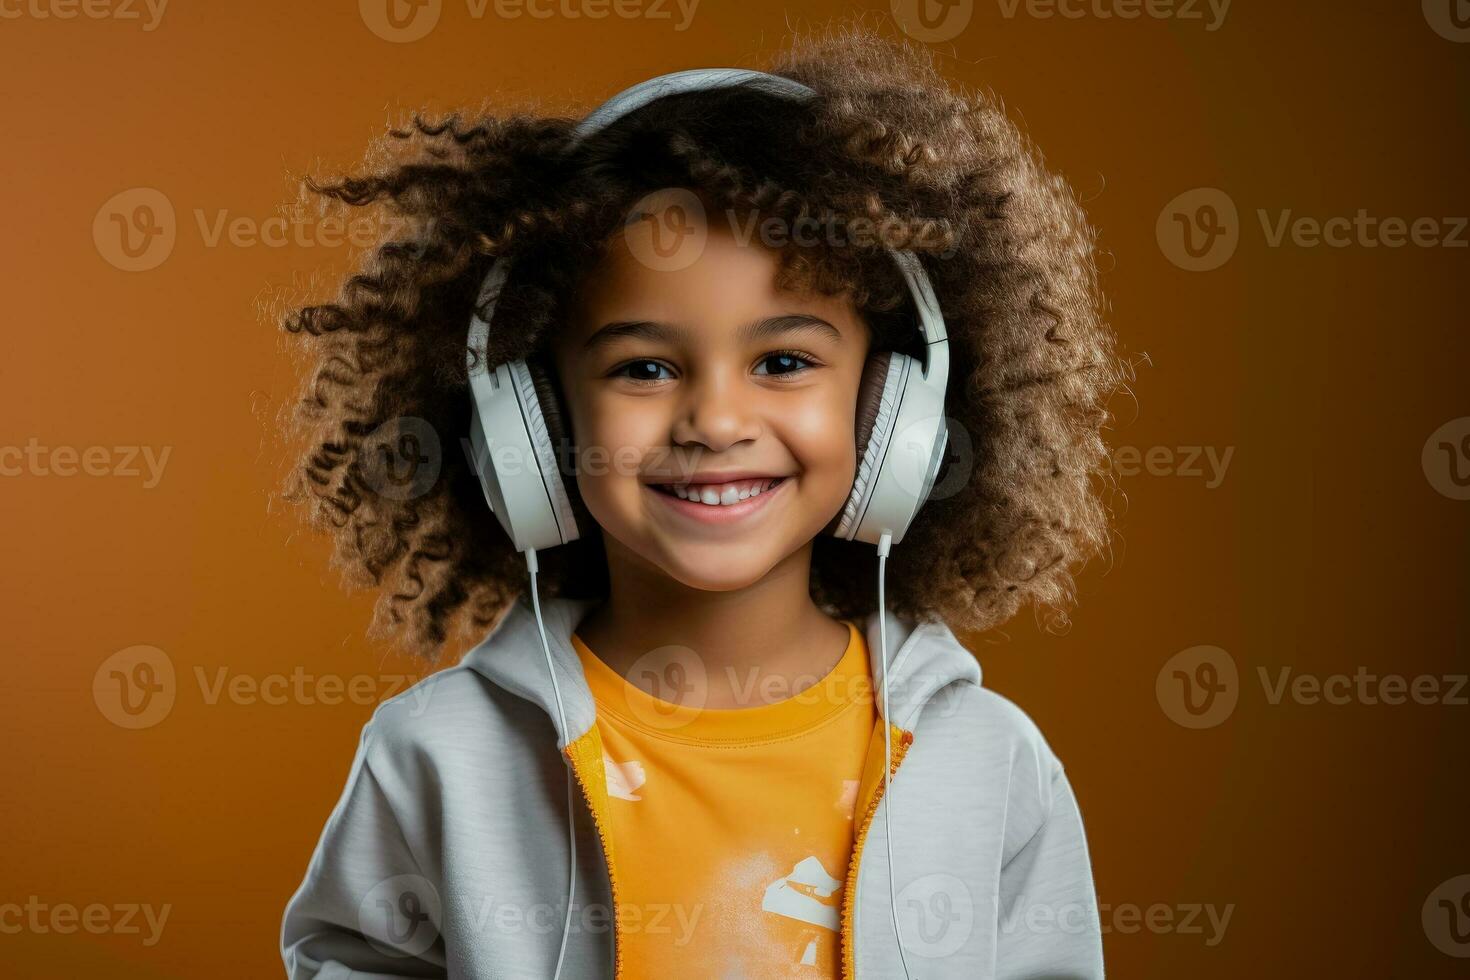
[461,594,982,747]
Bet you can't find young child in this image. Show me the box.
[279,22,1119,980]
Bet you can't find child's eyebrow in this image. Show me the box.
[581,314,843,352]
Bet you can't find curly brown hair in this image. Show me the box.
[273,20,1122,661]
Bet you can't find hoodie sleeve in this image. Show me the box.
[280,719,448,979]
[995,766,1105,979]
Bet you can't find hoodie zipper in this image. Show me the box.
[839,722,915,979]
[563,730,625,980]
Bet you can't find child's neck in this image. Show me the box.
[574,542,853,710]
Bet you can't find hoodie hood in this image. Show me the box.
[460,593,983,747]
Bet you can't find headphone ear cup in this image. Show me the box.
[853,351,895,464]
[826,351,904,538]
[494,357,580,547]
[524,356,594,537]
[526,356,572,467]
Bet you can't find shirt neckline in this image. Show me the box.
[570,619,871,744]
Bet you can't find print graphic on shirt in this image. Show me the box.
[706,852,848,973]
[798,927,822,966]
[835,779,860,819]
[761,854,843,931]
[602,749,646,801]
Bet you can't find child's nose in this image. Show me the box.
[670,373,764,452]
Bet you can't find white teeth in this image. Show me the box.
[662,478,782,506]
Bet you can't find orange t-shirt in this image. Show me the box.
[570,620,877,977]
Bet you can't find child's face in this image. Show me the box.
[549,200,871,593]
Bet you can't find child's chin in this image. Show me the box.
[657,548,782,593]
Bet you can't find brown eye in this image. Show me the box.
[754,351,818,377]
[611,359,674,383]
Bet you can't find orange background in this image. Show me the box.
[3,1,1468,977]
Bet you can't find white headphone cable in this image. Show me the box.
[525,547,578,980]
[876,530,913,979]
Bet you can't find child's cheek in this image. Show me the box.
[774,391,860,522]
[566,392,671,526]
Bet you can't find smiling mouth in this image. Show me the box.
[648,476,787,507]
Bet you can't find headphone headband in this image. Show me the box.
[470,67,948,382]
[569,68,817,148]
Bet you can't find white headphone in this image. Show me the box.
[463,68,951,980]
[465,67,951,555]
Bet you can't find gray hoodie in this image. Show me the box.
[280,593,1105,978]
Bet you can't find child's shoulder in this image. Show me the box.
[355,662,538,760]
[900,617,1067,778]
[915,676,1077,863]
[932,678,1066,776]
